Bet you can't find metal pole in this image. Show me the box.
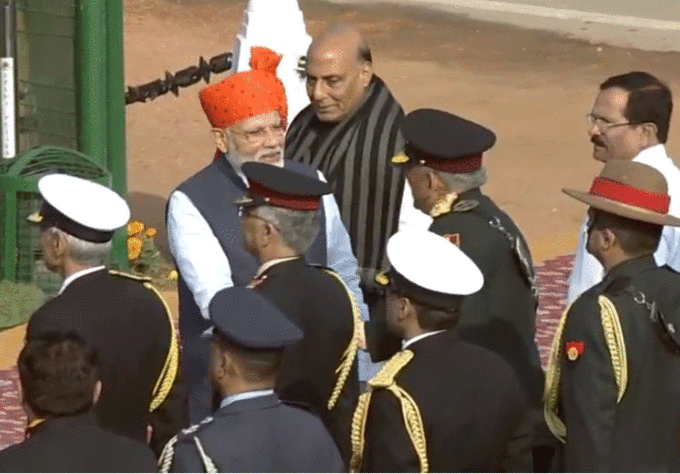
[75,0,107,168]
[106,0,127,269]
[0,0,16,159]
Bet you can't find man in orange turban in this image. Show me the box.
[166,47,366,428]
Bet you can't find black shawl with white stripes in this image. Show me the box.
[285,76,406,282]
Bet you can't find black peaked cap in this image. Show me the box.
[403,108,496,160]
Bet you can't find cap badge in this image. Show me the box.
[453,200,479,213]
[566,341,585,361]
[391,152,410,164]
[443,233,460,247]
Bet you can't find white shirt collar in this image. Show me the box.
[59,266,106,295]
[219,389,275,409]
[253,256,300,280]
[632,144,667,165]
[402,330,446,350]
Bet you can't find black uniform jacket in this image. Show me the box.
[549,255,680,472]
[168,393,344,473]
[25,269,185,453]
[252,257,360,464]
[429,188,544,405]
[360,331,532,472]
[0,412,156,472]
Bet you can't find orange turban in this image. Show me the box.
[199,47,288,129]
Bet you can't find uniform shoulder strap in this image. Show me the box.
[350,350,428,473]
[321,268,362,410]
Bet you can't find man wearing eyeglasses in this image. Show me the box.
[567,71,680,304]
[166,47,366,424]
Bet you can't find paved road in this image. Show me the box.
[325,0,680,52]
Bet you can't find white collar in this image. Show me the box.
[219,389,275,409]
[402,330,446,350]
[632,144,667,165]
[253,256,300,280]
[59,266,106,295]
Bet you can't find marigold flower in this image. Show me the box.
[167,270,178,282]
[127,237,143,260]
[127,221,145,236]
[145,227,157,239]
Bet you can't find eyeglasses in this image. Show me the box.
[230,123,285,143]
[586,114,644,132]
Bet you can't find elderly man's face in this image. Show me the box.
[220,111,285,168]
[587,87,649,163]
[305,44,372,123]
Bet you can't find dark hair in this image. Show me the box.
[410,298,462,331]
[18,332,99,418]
[600,71,672,143]
[213,331,283,384]
[591,209,663,255]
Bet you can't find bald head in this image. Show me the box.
[305,23,374,123]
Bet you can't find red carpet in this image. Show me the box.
[0,254,575,449]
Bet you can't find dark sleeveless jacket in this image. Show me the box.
[172,155,327,340]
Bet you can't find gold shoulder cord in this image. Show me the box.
[107,270,178,410]
[597,295,628,402]
[322,269,362,410]
[143,282,180,412]
[543,303,573,443]
[350,350,428,473]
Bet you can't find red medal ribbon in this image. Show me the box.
[248,181,321,210]
[589,177,670,214]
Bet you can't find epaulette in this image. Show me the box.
[158,416,214,473]
[321,269,362,410]
[350,350,428,473]
[108,269,152,282]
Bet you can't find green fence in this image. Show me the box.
[0,0,127,282]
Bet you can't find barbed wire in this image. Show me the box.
[125,52,233,105]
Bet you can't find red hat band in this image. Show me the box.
[248,181,321,211]
[589,177,670,214]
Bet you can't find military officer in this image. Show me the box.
[25,173,183,455]
[159,287,344,473]
[374,108,550,461]
[545,161,680,471]
[351,229,532,472]
[236,162,360,465]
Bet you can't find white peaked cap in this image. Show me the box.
[30,174,130,242]
[386,229,484,297]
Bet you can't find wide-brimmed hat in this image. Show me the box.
[563,160,680,227]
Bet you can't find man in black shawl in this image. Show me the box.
[286,24,427,302]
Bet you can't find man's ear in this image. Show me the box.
[359,61,373,89]
[600,227,617,251]
[50,230,69,261]
[640,122,660,144]
[212,128,228,153]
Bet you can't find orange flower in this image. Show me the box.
[127,237,143,260]
[127,221,145,236]
[145,227,157,239]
